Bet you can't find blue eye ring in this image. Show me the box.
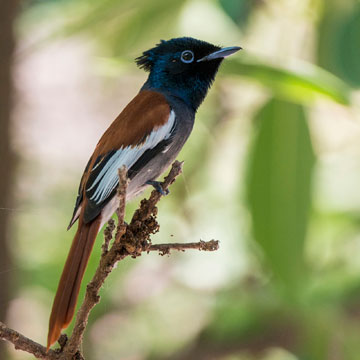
[181,50,194,63]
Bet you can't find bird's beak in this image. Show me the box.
[197,46,242,62]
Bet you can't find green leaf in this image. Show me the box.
[221,55,352,105]
[247,98,315,295]
[317,0,360,87]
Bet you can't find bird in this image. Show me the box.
[47,36,241,349]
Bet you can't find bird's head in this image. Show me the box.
[136,37,241,111]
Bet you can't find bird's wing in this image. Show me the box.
[68,90,175,228]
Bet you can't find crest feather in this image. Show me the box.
[135,40,166,72]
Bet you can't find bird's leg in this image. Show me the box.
[146,180,169,196]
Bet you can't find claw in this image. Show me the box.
[146,180,169,196]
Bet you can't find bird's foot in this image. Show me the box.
[146,180,169,196]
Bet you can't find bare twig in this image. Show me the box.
[115,166,128,243]
[148,239,219,255]
[0,322,58,359]
[0,161,220,359]
[101,219,115,256]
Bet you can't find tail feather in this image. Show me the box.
[47,217,101,349]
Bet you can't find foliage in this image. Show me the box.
[247,99,314,296]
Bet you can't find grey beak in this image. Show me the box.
[197,46,242,62]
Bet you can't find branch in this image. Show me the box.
[0,322,59,359]
[148,240,219,255]
[0,161,220,359]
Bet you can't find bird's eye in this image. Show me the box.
[180,50,194,63]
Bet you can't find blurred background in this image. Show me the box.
[1,0,360,359]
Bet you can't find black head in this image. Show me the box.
[136,37,241,111]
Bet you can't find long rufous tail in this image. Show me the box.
[47,217,101,349]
